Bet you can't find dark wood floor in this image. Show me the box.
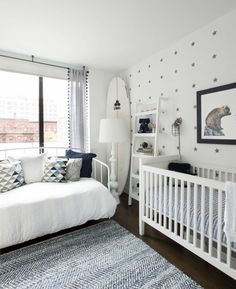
[114,194,236,289]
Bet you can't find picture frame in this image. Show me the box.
[197,82,236,144]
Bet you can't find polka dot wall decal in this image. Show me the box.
[148,64,151,68]
[138,70,140,73]
[194,126,197,130]
[212,54,217,59]
[192,84,196,88]
[176,108,179,111]
[138,84,141,87]
[193,105,197,109]
[139,99,141,102]
[213,78,218,82]
[162,128,165,131]
[129,74,132,78]
[191,62,195,67]
[129,88,132,91]
[160,75,163,79]
[162,145,165,149]
[174,69,178,73]
[215,148,219,153]
[174,51,178,55]
[161,93,164,96]
[191,42,195,46]
[148,80,151,83]
[212,30,217,36]
[194,147,198,151]
[175,89,178,92]
[149,96,152,99]
[177,146,180,150]
[160,58,163,62]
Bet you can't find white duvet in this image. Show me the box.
[0,178,117,249]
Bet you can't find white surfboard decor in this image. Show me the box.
[106,77,131,195]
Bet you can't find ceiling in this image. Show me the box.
[0,0,236,72]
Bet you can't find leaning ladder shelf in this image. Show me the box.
[128,97,168,205]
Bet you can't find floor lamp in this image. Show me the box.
[99,118,128,204]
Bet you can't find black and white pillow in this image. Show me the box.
[0,160,25,193]
[42,158,68,183]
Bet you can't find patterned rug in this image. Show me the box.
[0,220,202,289]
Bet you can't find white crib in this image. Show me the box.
[139,155,236,280]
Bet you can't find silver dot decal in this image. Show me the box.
[193,105,197,109]
[192,84,196,88]
[174,51,178,55]
[160,58,163,62]
[129,74,132,78]
[215,148,219,153]
[138,70,140,73]
[194,147,198,151]
[212,30,217,36]
[213,78,218,82]
[174,69,178,73]
[191,42,195,46]
[148,64,151,68]
[191,62,195,67]
[176,108,179,111]
[162,145,165,149]
[175,89,178,92]
[212,54,217,59]
[160,75,163,79]
[161,93,164,96]
[149,96,151,99]
[148,80,151,83]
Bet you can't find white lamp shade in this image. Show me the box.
[99,118,129,143]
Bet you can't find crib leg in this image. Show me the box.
[139,220,145,236]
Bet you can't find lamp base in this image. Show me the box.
[109,143,120,204]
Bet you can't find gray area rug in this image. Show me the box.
[0,220,202,289]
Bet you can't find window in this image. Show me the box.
[0,70,69,150]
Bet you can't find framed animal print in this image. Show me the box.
[197,82,236,144]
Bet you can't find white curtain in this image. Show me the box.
[68,68,90,152]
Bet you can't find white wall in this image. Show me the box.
[89,68,115,161]
[121,9,236,168]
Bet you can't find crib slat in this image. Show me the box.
[186,182,191,242]
[209,187,213,256]
[145,171,149,218]
[193,183,198,246]
[150,173,154,221]
[154,174,158,223]
[174,178,178,234]
[169,177,173,232]
[217,189,222,261]
[163,176,167,229]
[180,179,184,239]
[200,185,205,251]
[159,174,163,225]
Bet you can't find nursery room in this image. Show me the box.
[0,0,236,288]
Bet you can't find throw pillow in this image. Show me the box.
[65,150,96,178]
[66,159,82,182]
[0,160,25,193]
[8,153,47,184]
[43,158,68,183]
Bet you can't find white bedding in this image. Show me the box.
[0,178,117,249]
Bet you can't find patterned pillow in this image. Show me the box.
[43,158,68,183]
[0,160,25,193]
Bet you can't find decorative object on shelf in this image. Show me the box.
[138,118,151,133]
[197,82,236,144]
[171,117,183,159]
[99,118,128,204]
[136,142,153,154]
[148,122,156,133]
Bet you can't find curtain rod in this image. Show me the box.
[0,53,86,71]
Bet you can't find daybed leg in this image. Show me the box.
[128,195,132,206]
[139,219,145,236]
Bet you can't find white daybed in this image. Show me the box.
[0,147,117,250]
[139,155,236,280]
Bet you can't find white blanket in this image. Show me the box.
[0,178,117,249]
[224,182,236,242]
